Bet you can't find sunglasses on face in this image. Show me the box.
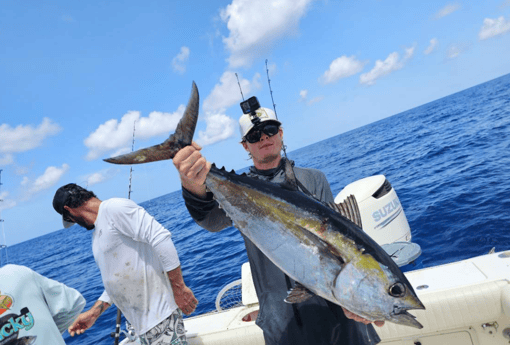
[244,123,280,144]
[63,208,74,223]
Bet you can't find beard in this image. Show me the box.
[74,217,95,231]
[258,153,280,165]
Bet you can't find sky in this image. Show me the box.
[1,0,510,245]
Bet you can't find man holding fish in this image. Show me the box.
[173,105,383,345]
[104,82,425,344]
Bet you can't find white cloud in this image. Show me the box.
[447,45,462,59]
[320,55,366,84]
[203,71,261,113]
[0,118,62,161]
[434,3,461,20]
[0,191,16,211]
[299,90,308,102]
[81,168,119,187]
[199,71,262,146]
[479,16,510,40]
[197,113,237,146]
[221,0,314,68]
[307,96,324,105]
[0,154,14,166]
[359,46,415,86]
[84,108,185,161]
[22,164,70,197]
[424,38,438,55]
[298,90,323,105]
[172,46,190,74]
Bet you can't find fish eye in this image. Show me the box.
[389,282,406,297]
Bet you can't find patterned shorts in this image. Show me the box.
[140,309,188,345]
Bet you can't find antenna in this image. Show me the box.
[0,169,8,266]
[235,73,245,101]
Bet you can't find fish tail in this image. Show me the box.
[104,81,199,165]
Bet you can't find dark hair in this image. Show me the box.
[53,183,96,215]
[65,185,96,209]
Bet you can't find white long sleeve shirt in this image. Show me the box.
[0,264,86,344]
[92,198,180,335]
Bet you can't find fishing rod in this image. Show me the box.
[263,61,305,327]
[112,122,136,345]
[264,59,290,160]
[235,73,245,101]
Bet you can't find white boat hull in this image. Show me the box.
[122,250,510,345]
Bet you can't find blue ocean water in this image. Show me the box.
[2,73,510,344]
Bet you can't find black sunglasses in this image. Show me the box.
[244,123,280,144]
[63,207,74,223]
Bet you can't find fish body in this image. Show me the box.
[104,82,425,328]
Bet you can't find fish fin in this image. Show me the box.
[284,282,315,304]
[328,195,363,228]
[279,159,299,191]
[104,81,199,165]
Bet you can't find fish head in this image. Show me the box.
[334,255,425,329]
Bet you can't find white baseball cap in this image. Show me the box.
[239,107,281,138]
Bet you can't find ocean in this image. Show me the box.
[2,73,510,344]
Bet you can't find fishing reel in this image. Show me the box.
[240,96,262,125]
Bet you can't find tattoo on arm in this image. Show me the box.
[94,301,109,316]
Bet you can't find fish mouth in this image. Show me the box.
[391,306,424,329]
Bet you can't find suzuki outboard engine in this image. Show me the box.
[335,175,421,268]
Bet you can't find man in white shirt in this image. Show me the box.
[0,264,86,345]
[52,183,198,345]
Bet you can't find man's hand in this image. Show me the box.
[342,307,385,327]
[167,266,199,315]
[68,300,110,336]
[173,141,211,198]
[68,310,98,336]
[173,285,199,316]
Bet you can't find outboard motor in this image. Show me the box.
[335,175,421,268]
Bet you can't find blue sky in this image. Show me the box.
[1,0,510,245]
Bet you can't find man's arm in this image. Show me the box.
[68,299,111,337]
[167,266,199,315]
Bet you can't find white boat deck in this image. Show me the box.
[122,250,510,345]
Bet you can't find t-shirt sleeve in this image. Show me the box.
[33,270,86,334]
[98,289,112,305]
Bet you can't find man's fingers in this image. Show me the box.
[174,146,199,167]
